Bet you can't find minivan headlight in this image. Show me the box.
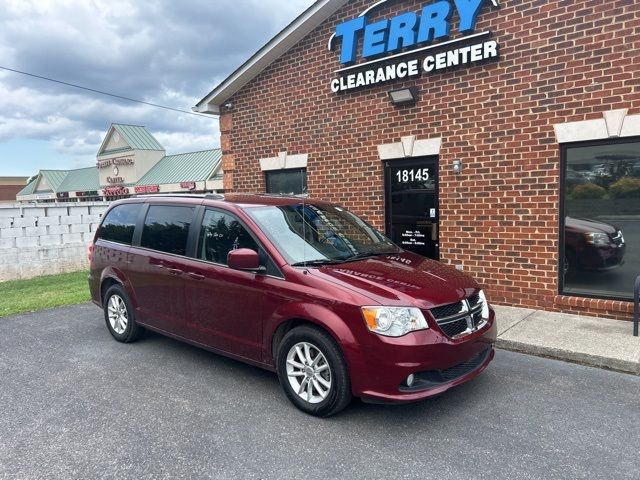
[478,290,490,320]
[361,307,428,337]
[584,232,610,245]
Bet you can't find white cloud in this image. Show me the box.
[0,0,313,170]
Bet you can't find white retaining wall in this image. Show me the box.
[0,202,110,281]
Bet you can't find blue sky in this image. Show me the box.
[0,0,313,176]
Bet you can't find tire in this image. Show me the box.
[564,248,577,278]
[276,325,352,417]
[103,284,144,343]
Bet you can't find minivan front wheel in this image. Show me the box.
[103,285,143,343]
[277,326,352,417]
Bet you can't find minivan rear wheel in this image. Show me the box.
[276,326,352,417]
[103,284,144,343]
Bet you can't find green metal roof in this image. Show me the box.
[16,178,37,196]
[58,167,100,192]
[113,124,164,151]
[137,149,222,186]
[39,170,70,192]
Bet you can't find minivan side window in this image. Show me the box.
[198,210,259,265]
[98,203,142,245]
[141,205,195,256]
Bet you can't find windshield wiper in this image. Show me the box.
[338,249,401,263]
[291,259,344,267]
[338,252,385,263]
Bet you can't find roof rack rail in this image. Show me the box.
[205,193,225,200]
[133,193,213,200]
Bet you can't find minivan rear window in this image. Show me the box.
[98,203,142,245]
[141,205,195,256]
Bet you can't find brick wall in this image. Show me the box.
[0,202,109,281]
[219,0,640,320]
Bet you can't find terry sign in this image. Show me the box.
[330,0,500,93]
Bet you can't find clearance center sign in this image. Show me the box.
[329,0,500,93]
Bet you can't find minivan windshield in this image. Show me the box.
[245,203,400,266]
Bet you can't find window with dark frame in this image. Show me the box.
[198,209,259,265]
[140,205,194,256]
[560,138,640,300]
[265,168,307,196]
[98,203,141,245]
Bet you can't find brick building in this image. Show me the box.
[194,0,640,319]
[0,177,28,203]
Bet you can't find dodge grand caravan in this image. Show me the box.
[89,194,496,417]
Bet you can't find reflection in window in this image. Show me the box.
[265,168,307,195]
[562,140,639,299]
[246,204,397,265]
[99,203,141,245]
[198,210,259,265]
[141,206,194,256]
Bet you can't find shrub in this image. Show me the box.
[609,177,640,199]
[570,183,607,199]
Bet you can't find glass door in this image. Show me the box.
[385,157,439,260]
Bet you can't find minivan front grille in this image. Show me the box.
[430,302,465,320]
[440,348,490,381]
[429,294,486,338]
[612,231,624,246]
[399,348,491,392]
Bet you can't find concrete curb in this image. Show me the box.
[496,338,640,375]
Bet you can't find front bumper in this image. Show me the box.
[355,310,497,403]
[578,243,626,270]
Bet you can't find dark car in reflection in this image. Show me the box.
[565,216,626,274]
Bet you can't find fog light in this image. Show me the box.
[406,374,416,387]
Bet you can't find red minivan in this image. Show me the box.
[88,194,496,417]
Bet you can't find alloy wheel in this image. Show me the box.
[285,342,332,404]
[107,294,128,335]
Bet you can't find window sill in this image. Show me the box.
[554,295,634,317]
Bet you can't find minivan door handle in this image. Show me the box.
[187,272,205,281]
[167,268,184,276]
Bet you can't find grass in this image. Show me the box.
[0,271,91,318]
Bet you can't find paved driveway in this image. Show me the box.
[1,304,639,480]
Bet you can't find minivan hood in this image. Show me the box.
[566,216,619,235]
[307,251,478,309]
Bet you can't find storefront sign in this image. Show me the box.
[76,191,99,198]
[401,229,427,247]
[330,0,500,93]
[97,157,135,169]
[106,176,124,184]
[180,182,197,191]
[102,186,130,196]
[56,192,69,200]
[134,185,160,194]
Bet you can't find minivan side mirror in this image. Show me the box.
[228,249,265,273]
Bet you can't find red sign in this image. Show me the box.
[103,187,130,196]
[180,182,197,191]
[134,185,160,194]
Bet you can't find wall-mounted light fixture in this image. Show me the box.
[453,159,463,175]
[388,87,418,106]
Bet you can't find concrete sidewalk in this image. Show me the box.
[494,305,640,375]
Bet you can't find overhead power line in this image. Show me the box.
[0,65,217,118]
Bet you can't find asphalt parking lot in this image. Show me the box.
[1,303,639,480]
